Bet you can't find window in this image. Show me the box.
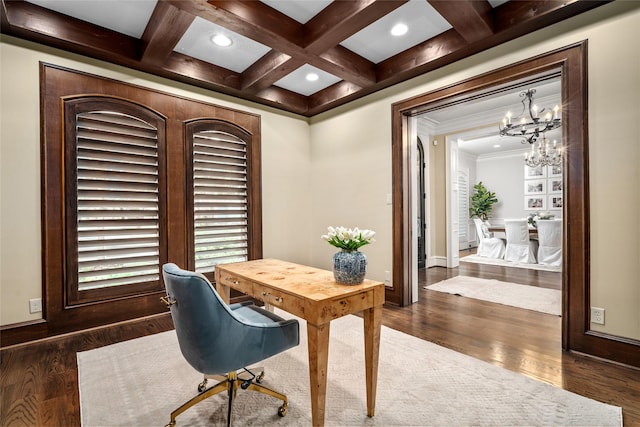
[63,98,167,304]
[186,121,258,277]
[36,64,262,339]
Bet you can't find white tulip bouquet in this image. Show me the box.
[321,226,376,251]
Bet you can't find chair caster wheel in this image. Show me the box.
[241,380,251,389]
[165,421,176,427]
[278,403,288,417]
[256,372,265,384]
[197,379,207,392]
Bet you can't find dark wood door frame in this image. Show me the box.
[390,41,640,368]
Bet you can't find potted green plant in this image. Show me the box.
[469,182,498,222]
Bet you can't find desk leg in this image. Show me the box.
[216,283,230,304]
[307,322,330,427]
[363,304,382,417]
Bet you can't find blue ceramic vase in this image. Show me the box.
[332,250,367,285]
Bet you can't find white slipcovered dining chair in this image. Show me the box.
[504,219,538,264]
[473,218,505,259]
[536,219,562,266]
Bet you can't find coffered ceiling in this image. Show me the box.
[1,0,608,117]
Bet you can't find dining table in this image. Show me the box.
[488,225,538,239]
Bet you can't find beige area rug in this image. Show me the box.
[425,276,561,316]
[460,254,562,272]
[78,312,621,426]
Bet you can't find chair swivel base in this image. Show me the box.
[165,369,288,427]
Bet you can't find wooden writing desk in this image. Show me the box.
[215,259,385,427]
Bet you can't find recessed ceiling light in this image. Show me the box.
[391,23,408,36]
[211,34,232,47]
[306,73,319,82]
[493,144,501,148]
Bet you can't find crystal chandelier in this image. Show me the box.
[498,88,563,167]
[523,133,563,168]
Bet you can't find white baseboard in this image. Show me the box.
[428,256,447,268]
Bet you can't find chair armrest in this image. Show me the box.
[232,304,298,328]
[228,301,254,310]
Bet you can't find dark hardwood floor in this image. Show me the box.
[2,256,639,426]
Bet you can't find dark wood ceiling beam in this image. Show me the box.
[212,0,383,88]
[2,0,139,59]
[243,46,374,95]
[376,29,466,83]
[147,53,311,114]
[1,0,612,117]
[137,52,311,114]
[1,1,11,32]
[428,0,494,43]
[162,51,241,89]
[207,0,376,86]
[241,51,303,93]
[254,86,309,115]
[493,0,610,33]
[140,1,194,64]
[0,0,309,115]
[209,0,305,46]
[308,0,609,114]
[304,0,408,52]
[308,30,468,115]
[156,59,309,115]
[169,0,376,87]
[309,30,480,114]
[1,1,292,112]
[307,81,364,116]
[318,44,376,87]
[167,0,305,54]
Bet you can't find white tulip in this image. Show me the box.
[321,225,376,250]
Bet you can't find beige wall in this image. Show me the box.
[308,1,640,340]
[2,1,639,339]
[308,101,393,280]
[0,36,313,325]
[430,134,447,260]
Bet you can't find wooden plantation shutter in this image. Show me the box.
[64,98,166,304]
[26,65,264,345]
[186,120,254,275]
[458,170,469,246]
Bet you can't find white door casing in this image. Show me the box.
[446,136,459,268]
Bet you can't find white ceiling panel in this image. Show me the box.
[340,0,452,64]
[174,17,271,73]
[274,64,341,96]
[260,0,332,24]
[25,0,157,39]
[488,0,510,8]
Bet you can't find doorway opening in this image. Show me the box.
[389,40,640,369]
[416,71,562,272]
[390,43,590,355]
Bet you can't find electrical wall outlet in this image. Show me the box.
[29,298,43,313]
[384,270,392,287]
[590,307,605,325]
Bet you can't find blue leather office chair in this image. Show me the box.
[161,263,300,427]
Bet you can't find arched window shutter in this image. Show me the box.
[75,111,161,289]
[187,122,252,274]
[64,98,166,304]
